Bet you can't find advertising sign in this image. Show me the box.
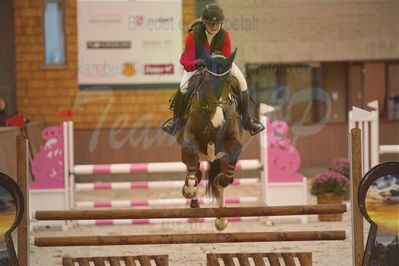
[78,0,182,90]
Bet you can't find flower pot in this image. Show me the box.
[317,193,343,221]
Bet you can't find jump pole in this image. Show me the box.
[75,178,259,191]
[34,230,347,247]
[33,204,347,221]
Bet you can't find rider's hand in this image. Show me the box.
[195,58,206,69]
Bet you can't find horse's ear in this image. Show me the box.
[197,44,212,63]
[225,48,237,66]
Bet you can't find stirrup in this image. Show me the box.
[246,117,265,136]
[160,118,178,136]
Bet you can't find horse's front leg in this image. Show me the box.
[181,132,201,208]
[215,136,242,189]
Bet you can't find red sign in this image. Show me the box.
[144,64,174,75]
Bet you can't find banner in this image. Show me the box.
[77,0,182,90]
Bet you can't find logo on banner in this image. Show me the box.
[144,64,174,75]
[128,15,174,31]
[87,41,131,49]
[123,62,136,77]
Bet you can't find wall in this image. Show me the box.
[14,0,195,129]
[220,0,399,69]
[12,0,399,168]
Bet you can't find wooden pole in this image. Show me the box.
[34,230,346,247]
[16,134,28,266]
[34,204,347,221]
[351,128,364,266]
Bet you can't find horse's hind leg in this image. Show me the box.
[214,137,242,231]
[181,134,200,202]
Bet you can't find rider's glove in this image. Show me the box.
[195,58,206,69]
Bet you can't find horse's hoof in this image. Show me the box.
[181,179,197,199]
[215,217,228,231]
[190,199,200,209]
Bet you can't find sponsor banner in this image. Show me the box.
[144,64,174,75]
[78,0,182,88]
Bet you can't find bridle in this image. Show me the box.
[205,68,231,77]
[205,54,232,77]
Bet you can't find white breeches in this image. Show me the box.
[180,63,248,93]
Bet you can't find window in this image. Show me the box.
[246,63,332,126]
[43,0,65,65]
[386,62,399,120]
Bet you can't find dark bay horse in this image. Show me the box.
[176,49,243,230]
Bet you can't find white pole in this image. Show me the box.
[364,120,369,173]
[68,122,75,210]
[368,101,379,167]
[62,122,70,211]
[259,115,268,206]
[379,145,399,154]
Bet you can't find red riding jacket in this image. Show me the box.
[180,23,232,72]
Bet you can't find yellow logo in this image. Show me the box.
[123,62,136,77]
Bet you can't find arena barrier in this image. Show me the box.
[32,204,348,256]
[14,122,368,266]
[30,108,309,227]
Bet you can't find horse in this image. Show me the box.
[176,48,243,231]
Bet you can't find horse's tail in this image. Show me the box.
[206,159,220,200]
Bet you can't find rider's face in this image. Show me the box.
[204,22,221,35]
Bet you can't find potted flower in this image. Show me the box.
[311,170,350,221]
[329,157,350,200]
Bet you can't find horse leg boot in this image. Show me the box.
[238,90,265,136]
[214,163,235,189]
[182,165,198,199]
[181,136,200,200]
[190,163,202,209]
[161,90,190,136]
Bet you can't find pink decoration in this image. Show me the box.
[94,183,112,190]
[267,119,303,183]
[130,163,148,173]
[132,219,150,225]
[130,182,149,189]
[93,165,111,174]
[30,126,64,189]
[130,200,148,206]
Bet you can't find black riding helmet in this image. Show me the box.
[201,4,224,24]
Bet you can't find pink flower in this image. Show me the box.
[311,170,350,196]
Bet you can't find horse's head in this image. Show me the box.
[200,48,237,99]
[192,48,238,129]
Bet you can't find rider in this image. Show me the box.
[161,3,264,136]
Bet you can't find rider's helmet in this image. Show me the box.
[201,4,224,24]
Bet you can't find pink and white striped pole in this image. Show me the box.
[76,216,258,226]
[75,178,259,191]
[75,197,258,208]
[73,159,261,175]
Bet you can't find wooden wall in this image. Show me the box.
[73,122,399,168]
[13,0,195,129]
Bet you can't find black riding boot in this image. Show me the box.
[239,90,265,136]
[161,91,190,136]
